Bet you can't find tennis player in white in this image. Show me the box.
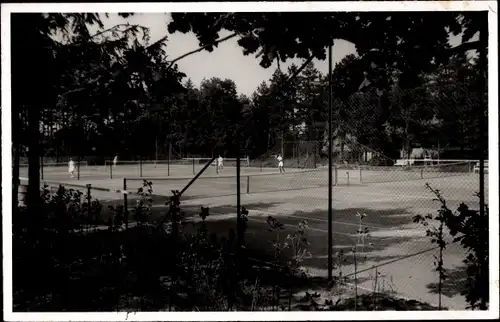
[217,155,224,172]
[277,154,285,173]
[68,158,76,178]
[113,155,118,168]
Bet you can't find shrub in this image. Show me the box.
[414,183,489,310]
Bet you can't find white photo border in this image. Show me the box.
[2,1,498,321]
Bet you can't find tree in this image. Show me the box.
[427,52,485,158]
[247,82,273,158]
[293,62,324,142]
[197,77,242,156]
[167,12,488,160]
[11,13,186,211]
[11,13,104,212]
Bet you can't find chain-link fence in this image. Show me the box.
[17,70,489,312]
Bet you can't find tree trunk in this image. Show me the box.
[340,132,345,161]
[12,123,20,212]
[26,106,41,210]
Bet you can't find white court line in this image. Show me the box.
[333,190,433,200]
[247,208,388,230]
[219,213,355,237]
[151,202,411,232]
[201,208,392,233]
[146,196,414,230]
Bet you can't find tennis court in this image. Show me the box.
[22,159,487,309]
[20,158,280,181]
[173,174,486,310]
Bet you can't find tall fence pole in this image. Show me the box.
[478,25,486,219]
[192,158,195,175]
[77,155,81,180]
[168,141,171,176]
[87,184,92,227]
[123,178,128,230]
[236,136,242,246]
[327,44,333,281]
[109,158,113,179]
[40,156,44,180]
[297,144,300,168]
[155,136,158,163]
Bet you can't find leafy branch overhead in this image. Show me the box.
[167,12,485,74]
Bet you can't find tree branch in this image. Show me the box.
[90,23,141,39]
[166,32,239,69]
[447,40,481,56]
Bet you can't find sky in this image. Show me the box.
[97,13,468,97]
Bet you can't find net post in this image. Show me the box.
[192,158,195,175]
[347,171,350,185]
[139,157,143,177]
[420,168,423,179]
[123,178,128,230]
[246,176,250,194]
[359,167,362,184]
[334,165,338,185]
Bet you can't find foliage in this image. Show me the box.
[13,183,314,311]
[414,184,489,310]
[414,183,489,310]
[168,12,467,72]
[413,188,448,311]
[133,180,154,226]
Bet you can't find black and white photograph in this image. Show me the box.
[1,1,498,320]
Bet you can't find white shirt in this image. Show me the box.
[218,157,223,164]
[113,156,118,163]
[69,161,75,169]
[277,156,283,162]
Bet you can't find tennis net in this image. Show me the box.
[334,160,475,185]
[124,168,332,199]
[103,158,251,176]
[20,161,89,170]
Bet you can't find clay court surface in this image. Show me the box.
[20,163,489,309]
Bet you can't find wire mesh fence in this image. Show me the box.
[15,63,490,311]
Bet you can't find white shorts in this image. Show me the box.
[278,161,284,167]
[69,167,75,173]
